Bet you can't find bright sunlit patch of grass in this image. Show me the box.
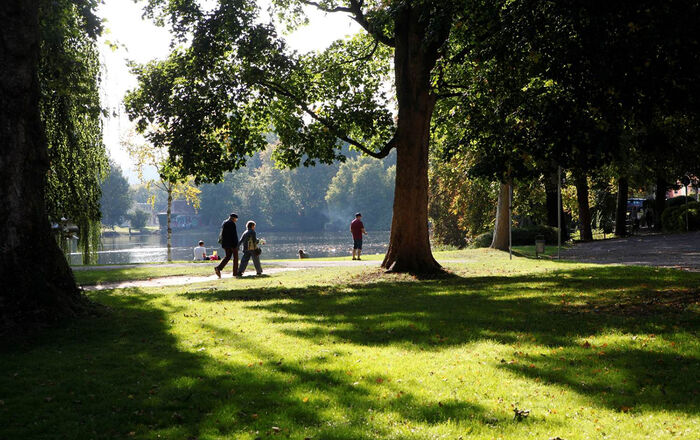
[2,250,699,439]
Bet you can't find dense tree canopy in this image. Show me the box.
[40,0,107,262]
[100,162,132,228]
[125,0,481,273]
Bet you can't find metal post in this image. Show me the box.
[685,184,689,232]
[509,183,513,260]
[557,166,561,260]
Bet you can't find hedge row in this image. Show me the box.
[471,225,559,248]
[661,201,700,232]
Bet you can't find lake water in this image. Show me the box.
[69,230,390,265]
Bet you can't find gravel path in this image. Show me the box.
[78,258,475,291]
[560,231,700,271]
[80,259,381,291]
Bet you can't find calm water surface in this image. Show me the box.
[70,230,390,265]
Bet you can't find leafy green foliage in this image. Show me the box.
[100,163,133,227]
[661,201,700,232]
[40,0,108,263]
[125,1,396,183]
[196,147,395,231]
[128,210,151,230]
[428,154,497,246]
[325,155,395,230]
[471,225,559,249]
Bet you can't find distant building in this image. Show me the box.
[666,175,699,200]
[157,199,201,230]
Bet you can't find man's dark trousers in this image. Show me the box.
[217,248,238,275]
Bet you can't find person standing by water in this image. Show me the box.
[215,213,238,278]
[237,220,263,276]
[351,212,367,260]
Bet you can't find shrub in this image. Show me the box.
[470,225,560,248]
[662,201,700,231]
[129,210,150,229]
[667,196,693,207]
[470,231,493,248]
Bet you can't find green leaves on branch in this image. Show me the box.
[125,1,397,183]
[40,0,108,263]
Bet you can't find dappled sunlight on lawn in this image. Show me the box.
[2,256,699,439]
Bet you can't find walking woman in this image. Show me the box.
[237,220,263,276]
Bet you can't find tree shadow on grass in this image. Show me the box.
[182,265,700,415]
[0,287,501,440]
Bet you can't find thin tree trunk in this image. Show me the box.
[166,187,172,262]
[544,168,569,242]
[574,172,593,241]
[490,182,511,251]
[381,7,441,273]
[654,176,666,231]
[0,1,85,333]
[615,176,629,237]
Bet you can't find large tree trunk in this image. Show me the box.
[614,176,629,237]
[654,176,666,231]
[381,7,442,273]
[0,1,84,333]
[574,172,593,241]
[490,182,511,251]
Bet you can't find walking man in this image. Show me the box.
[215,213,238,278]
[350,212,367,260]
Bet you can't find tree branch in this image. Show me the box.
[257,78,395,159]
[300,1,351,14]
[348,0,394,47]
[300,0,394,47]
[435,92,465,100]
[313,38,380,74]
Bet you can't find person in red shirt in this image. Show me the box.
[350,212,367,260]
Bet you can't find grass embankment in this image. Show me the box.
[2,250,699,439]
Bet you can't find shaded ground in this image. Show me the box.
[560,231,700,271]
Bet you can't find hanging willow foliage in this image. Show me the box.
[39,0,107,264]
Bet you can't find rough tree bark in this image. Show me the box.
[490,182,511,251]
[614,176,629,237]
[0,1,85,333]
[381,7,442,273]
[574,172,593,241]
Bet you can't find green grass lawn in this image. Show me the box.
[72,262,224,285]
[2,250,699,439]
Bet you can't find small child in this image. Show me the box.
[193,240,208,260]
